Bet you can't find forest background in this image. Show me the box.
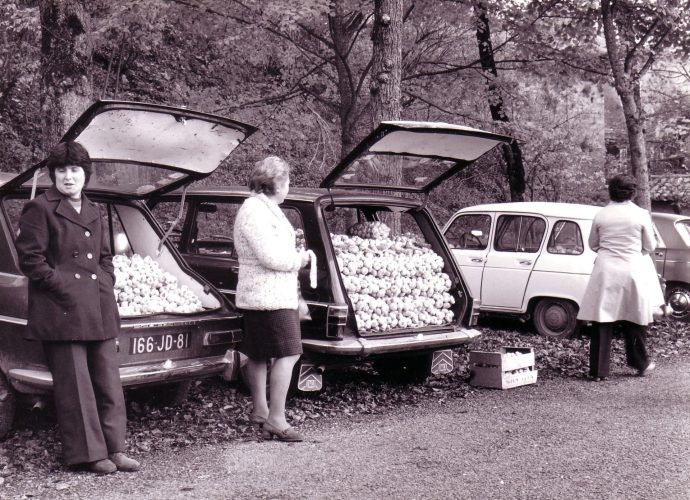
[1,0,689,223]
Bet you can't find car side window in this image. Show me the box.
[1,198,26,274]
[494,215,545,253]
[283,208,306,250]
[192,202,240,255]
[547,220,584,255]
[149,201,189,248]
[444,214,491,250]
[2,198,24,238]
[191,202,305,256]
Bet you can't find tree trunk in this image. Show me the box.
[473,0,525,202]
[601,0,651,210]
[370,0,402,124]
[371,0,403,234]
[619,86,650,209]
[39,0,92,152]
[329,3,361,158]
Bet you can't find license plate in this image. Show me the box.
[129,333,191,355]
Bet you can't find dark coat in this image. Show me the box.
[15,186,120,341]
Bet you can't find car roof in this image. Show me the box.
[652,211,690,223]
[457,201,602,220]
[0,172,13,187]
[159,185,425,206]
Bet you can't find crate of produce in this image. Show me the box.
[468,347,537,389]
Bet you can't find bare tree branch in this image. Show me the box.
[403,90,477,121]
[623,16,660,74]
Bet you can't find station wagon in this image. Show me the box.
[0,100,254,437]
[149,121,513,389]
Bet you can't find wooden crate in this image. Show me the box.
[469,347,538,389]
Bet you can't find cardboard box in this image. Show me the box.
[469,347,537,389]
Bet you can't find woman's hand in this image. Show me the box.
[300,251,311,268]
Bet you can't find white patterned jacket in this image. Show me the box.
[233,193,304,310]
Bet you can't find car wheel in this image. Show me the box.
[0,371,17,439]
[666,285,690,321]
[533,298,578,339]
[374,354,433,384]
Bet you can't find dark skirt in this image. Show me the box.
[240,308,303,360]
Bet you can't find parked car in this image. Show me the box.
[442,201,677,338]
[148,121,512,390]
[650,211,690,321]
[0,100,256,437]
[442,202,601,339]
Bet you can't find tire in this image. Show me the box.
[666,284,690,321]
[0,371,17,439]
[533,298,578,339]
[374,354,433,384]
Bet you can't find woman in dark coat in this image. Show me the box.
[15,141,139,474]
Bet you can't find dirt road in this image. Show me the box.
[4,355,689,499]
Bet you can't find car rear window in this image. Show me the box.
[547,220,584,255]
[323,206,424,242]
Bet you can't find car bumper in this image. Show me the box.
[302,328,482,356]
[8,350,238,393]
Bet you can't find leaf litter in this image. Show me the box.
[0,316,688,492]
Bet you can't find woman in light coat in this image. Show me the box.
[234,156,311,442]
[577,174,664,381]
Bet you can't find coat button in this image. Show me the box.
[85,231,91,237]
[86,252,93,259]
[74,273,81,279]
[73,250,80,258]
[91,274,97,280]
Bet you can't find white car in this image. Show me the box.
[442,202,602,338]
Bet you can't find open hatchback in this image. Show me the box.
[0,100,256,437]
[148,120,511,391]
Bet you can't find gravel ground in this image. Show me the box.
[1,318,689,499]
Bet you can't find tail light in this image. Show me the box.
[326,305,348,339]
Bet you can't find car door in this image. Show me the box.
[481,214,547,309]
[651,222,667,276]
[443,212,493,301]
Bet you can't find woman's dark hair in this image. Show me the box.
[46,141,93,186]
[607,173,637,202]
[248,156,290,195]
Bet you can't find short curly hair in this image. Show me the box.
[248,156,290,195]
[46,141,93,186]
[607,173,637,202]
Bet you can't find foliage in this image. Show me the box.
[0,0,687,210]
[0,1,41,170]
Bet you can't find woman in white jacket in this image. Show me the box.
[577,174,664,381]
[234,156,311,441]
